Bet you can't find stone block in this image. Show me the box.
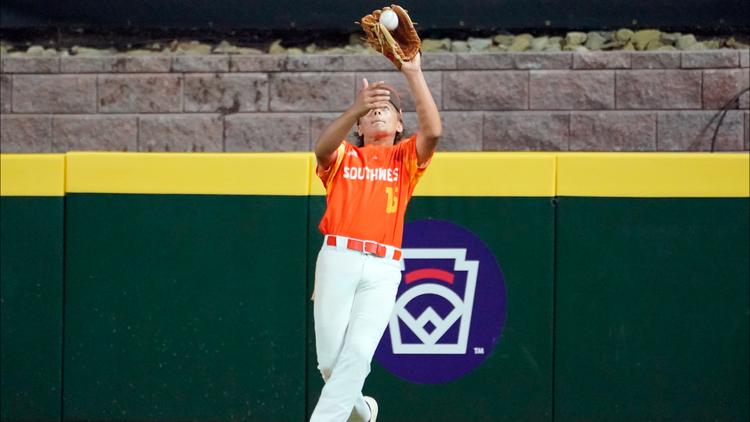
[403,111,484,151]
[139,114,223,152]
[109,56,172,72]
[484,112,569,150]
[457,53,572,70]
[573,52,631,69]
[269,73,354,111]
[456,53,514,70]
[682,50,739,68]
[702,69,750,109]
[98,74,183,112]
[657,110,745,151]
[1,75,10,113]
[0,115,51,152]
[354,71,442,111]
[283,54,392,71]
[60,56,172,73]
[616,70,701,109]
[52,115,137,152]
[225,113,309,151]
[443,71,528,110]
[630,51,681,69]
[12,75,97,113]
[530,70,614,110]
[310,113,346,150]
[230,55,289,72]
[184,74,269,112]
[421,53,457,70]
[1,57,59,73]
[172,55,230,72]
[570,111,656,150]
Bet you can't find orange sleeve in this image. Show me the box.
[316,141,348,189]
[400,134,433,189]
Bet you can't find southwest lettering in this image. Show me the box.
[343,166,400,182]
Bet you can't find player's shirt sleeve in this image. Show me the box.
[316,141,348,190]
[399,134,433,189]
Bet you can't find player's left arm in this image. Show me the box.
[401,52,442,166]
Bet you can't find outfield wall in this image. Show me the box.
[1,152,748,421]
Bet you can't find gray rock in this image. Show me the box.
[585,32,607,50]
[213,41,262,55]
[468,37,493,51]
[704,39,721,49]
[26,45,45,55]
[726,37,750,49]
[686,42,708,51]
[531,36,549,51]
[646,39,664,50]
[510,34,533,52]
[631,29,661,50]
[599,31,615,42]
[269,39,286,54]
[615,29,634,43]
[565,32,588,46]
[451,41,470,52]
[422,38,451,52]
[660,32,681,45]
[173,41,212,55]
[493,34,514,46]
[71,46,117,56]
[676,34,697,50]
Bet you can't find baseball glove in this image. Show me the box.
[358,5,421,69]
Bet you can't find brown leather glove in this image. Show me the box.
[358,5,421,70]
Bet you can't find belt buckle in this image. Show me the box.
[363,241,378,256]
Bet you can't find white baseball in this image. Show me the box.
[379,9,399,31]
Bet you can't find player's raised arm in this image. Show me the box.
[401,52,442,166]
[314,78,392,168]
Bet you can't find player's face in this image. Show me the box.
[358,102,403,146]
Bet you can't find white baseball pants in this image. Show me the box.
[309,238,402,422]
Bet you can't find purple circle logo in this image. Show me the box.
[374,219,507,384]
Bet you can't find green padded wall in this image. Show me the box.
[554,197,749,421]
[62,194,308,421]
[1,196,64,421]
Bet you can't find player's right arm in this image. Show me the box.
[314,78,391,169]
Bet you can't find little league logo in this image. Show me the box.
[374,219,507,384]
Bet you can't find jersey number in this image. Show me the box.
[385,187,398,214]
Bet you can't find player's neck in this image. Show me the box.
[363,134,395,148]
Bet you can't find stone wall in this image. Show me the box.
[1,50,748,153]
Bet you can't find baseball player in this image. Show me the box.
[309,50,441,422]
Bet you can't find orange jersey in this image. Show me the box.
[316,134,431,248]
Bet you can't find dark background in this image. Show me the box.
[1,0,748,32]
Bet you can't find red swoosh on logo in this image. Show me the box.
[404,268,455,285]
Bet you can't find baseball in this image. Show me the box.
[379,9,399,31]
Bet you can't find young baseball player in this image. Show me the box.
[309,51,441,422]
